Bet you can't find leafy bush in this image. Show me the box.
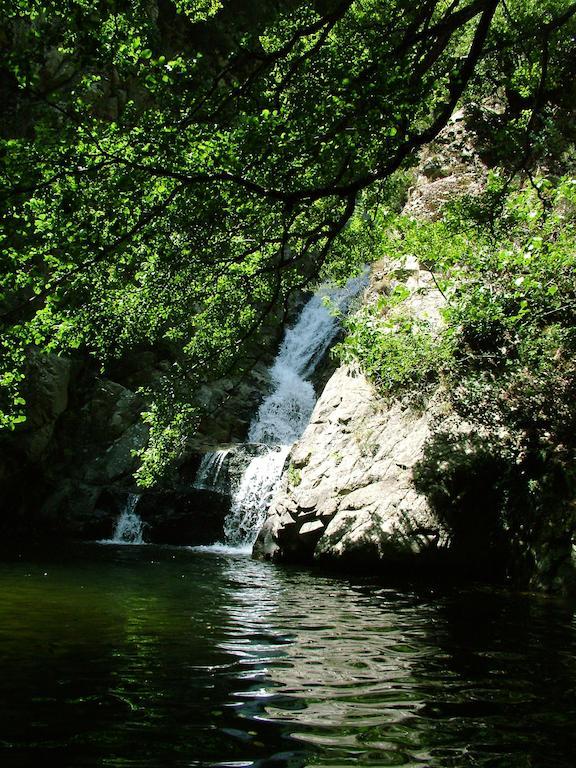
[287,464,302,487]
[340,176,576,584]
[336,301,450,399]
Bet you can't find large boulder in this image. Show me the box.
[254,365,451,571]
[36,481,116,540]
[137,489,229,546]
[255,257,453,571]
[17,351,71,462]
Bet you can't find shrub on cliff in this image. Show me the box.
[341,174,576,584]
[335,289,453,400]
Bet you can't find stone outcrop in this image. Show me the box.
[403,108,487,221]
[0,361,150,540]
[254,255,455,570]
[13,351,72,464]
[255,113,576,592]
[254,111,488,572]
[254,365,451,568]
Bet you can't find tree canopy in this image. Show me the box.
[1,0,576,477]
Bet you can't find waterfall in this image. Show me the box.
[223,445,291,547]
[101,494,144,545]
[193,449,230,493]
[210,272,367,552]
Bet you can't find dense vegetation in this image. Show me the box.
[337,175,576,584]
[2,0,576,485]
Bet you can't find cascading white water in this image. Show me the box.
[223,445,291,547]
[219,272,367,551]
[193,449,230,493]
[106,494,144,544]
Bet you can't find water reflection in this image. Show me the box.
[0,545,575,767]
[217,560,576,767]
[216,563,432,766]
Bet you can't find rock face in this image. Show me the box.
[255,112,576,592]
[255,258,452,570]
[0,361,150,541]
[254,366,450,569]
[403,108,487,221]
[254,110,492,572]
[137,489,229,546]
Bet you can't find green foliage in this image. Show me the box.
[319,172,414,285]
[287,464,302,487]
[346,174,576,579]
[466,0,576,172]
[172,0,222,22]
[346,175,576,414]
[1,0,576,482]
[413,431,508,541]
[443,177,576,380]
[336,294,452,399]
[135,398,200,489]
[0,341,26,430]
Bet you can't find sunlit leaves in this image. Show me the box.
[1,0,576,474]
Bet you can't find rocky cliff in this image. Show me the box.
[254,114,475,572]
[255,112,576,593]
[254,366,450,566]
[0,318,287,542]
[254,261,457,573]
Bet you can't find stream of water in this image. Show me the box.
[1,543,575,768]
[100,494,144,545]
[194,450,231,493]
[197,274,367,551]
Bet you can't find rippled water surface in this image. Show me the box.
[1,544,575,767]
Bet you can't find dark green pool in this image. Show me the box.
[0,543,575,767]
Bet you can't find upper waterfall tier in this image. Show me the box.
[248,273,368,446]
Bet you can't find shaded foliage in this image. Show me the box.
[1,0,576,481]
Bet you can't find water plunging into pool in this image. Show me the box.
[196,273,367,553]
[100,494,144,545]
